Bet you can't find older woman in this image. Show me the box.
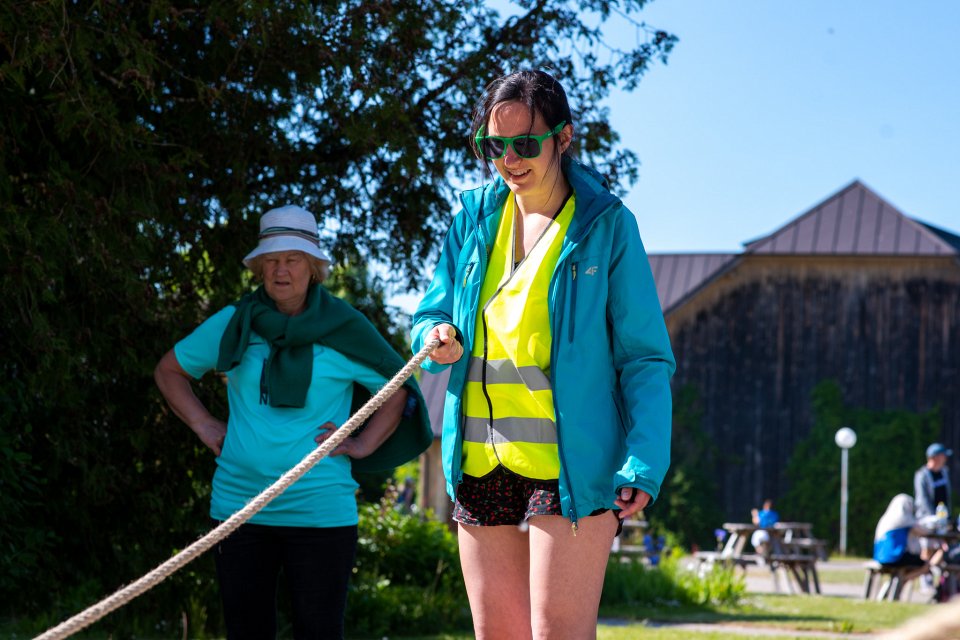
[155,205,430,640]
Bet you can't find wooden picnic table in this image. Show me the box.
[774,522,813,537]
[694,522,823,594]
[923,529,960,546]
[774,523,830,560]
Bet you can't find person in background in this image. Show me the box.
[915,442,953,561]
[750,498,780,556]
[643,530,666,566]
[874,494,944,588]
[411,69,675,639]
[155,205,431,640]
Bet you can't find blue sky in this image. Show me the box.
[606,0,960,253]
[391,1,959,311]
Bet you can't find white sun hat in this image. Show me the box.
[243,205,331,268]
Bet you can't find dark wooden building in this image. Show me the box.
[416,180,960,525]
[649,180,960,519]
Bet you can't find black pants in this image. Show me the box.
[214,521,358,640]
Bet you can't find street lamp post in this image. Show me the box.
[834,427,858,556]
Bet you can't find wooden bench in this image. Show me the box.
[692,550,819,594]
[768,553,820,594]
[692,550,763,572]
[863,560,923,601]
[782,537,829,561]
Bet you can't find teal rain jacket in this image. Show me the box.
[412,158,676,527]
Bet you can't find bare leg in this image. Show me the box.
[528,512,619,640]
[930,547,945,566]
[901,565,932,584]
[902,548,946,588]
[458,522,533,640]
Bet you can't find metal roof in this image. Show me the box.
[647,180,959,314]
[647,253,737,313]
[743,180,958,256]
[920,222,960,253]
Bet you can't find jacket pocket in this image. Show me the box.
[461,261,476,288]
[454,259,479,308]
[568,261,578,342]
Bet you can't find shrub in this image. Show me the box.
[782,380,941,556]
[602,551,745,609]
[662,556,745,607]
[648,385,725,550]
[346,501,471,637]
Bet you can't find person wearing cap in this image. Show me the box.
[154,205,431,640]
[914,442,953,561]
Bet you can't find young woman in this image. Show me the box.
[411,70,675,639]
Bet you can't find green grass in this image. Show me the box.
[815,567,872,584]
[598,628,854,640]
[600,593,929,633]
[374,593,933,639]
[14,554,936,640]
[397,631,841,640]
[15,593,936,640]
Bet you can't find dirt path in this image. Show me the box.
[642,621,876,638]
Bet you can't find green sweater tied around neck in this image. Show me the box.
[216,284,431,472]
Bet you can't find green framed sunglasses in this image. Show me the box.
[474,120,566,160]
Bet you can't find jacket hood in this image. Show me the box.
[875,493,917,541]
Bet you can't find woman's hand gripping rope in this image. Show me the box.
[426,323,463,364]
[33,338,440,640]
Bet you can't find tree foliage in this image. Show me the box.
[648,384,725,550]
[781,380,941,557]
[0,0,676,627]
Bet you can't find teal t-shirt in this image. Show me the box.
[175,306,387,527]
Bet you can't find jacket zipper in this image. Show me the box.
[552,257,580,534]
[568,262,578,343]
[462,262,475,288]
[550,194,627,531]
[555,365,578,534]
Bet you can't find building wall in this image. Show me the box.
[666,256,960,519]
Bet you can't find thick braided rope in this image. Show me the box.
[34,338,440,640]
[878,594,960,640]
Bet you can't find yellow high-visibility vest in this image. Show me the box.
[461,192,575,480]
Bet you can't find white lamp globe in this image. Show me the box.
[835,427,857,449]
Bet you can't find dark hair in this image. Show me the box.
[469,70,574,162]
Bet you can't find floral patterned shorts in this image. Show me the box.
[453,465,618,530]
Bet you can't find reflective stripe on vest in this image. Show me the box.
[460,193,575,480]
